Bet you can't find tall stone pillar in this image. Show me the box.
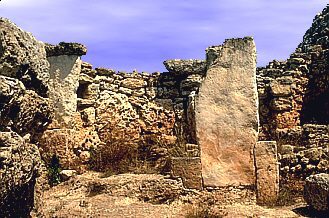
[46,42,87,128]
[196,37,259,187]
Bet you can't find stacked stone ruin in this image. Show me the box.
[0,4,328,216]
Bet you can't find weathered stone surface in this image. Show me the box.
[196,37,259,187]
[254,141,279,206]
[45,42,87,57]
[0,131,43,216]
[0,18,50,96]
[60,169,77,181]
[270,97,292,111]
[79,73,93,84]
[304,173,329,212]
[121,78,147,89]
[163,59,206,76]
[0,75,25,109]
[269,80,292,97]
[170,157,202,190]
[0,76,53,137]
[180,74,203,90]
[48,55,82,128]
[39,129,100,173]
[95,67,115,76]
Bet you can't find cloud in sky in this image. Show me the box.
[0,0,327,72]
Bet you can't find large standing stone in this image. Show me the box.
[254,141,279,205]
[48,55,82,128]
[196,37,259,187]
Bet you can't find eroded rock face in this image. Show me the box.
[304,173,329,212]
[0,131,43,216]
[0,76,53,138]
[0,18,50,97]
[196,37,259,187]
[0,18,53,217]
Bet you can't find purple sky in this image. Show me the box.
[0,1,327,72]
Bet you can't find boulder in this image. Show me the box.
[0,76,53,137]
[0,131,44,216]
[0,18,50,97]
[304,173,329,212]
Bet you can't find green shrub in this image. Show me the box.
[48,155,61,186]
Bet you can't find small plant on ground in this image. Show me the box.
[47,155,61,186]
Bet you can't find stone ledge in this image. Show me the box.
[45,42,87,57]
[163,59,206,76]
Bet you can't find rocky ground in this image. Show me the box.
[39,171,312,218]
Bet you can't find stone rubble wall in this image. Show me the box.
[73,59,207,174]
[256,5,329,187]
[0,5,328,215]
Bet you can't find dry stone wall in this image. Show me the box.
[74,59,207,175]
[256,5,329,189]
[0,5,328,215]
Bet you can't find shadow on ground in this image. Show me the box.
[293,206,328,218]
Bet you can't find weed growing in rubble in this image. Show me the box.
[48,155,61,186]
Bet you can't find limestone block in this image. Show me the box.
[269,80,292,97]
[171,157,202,190]
[270,97,292,111]
[0,87,53,137]
[163,59,206,76]
[77,98,95,109]
[304,173,329,212]
[48,55,82,127]
[79,73,93,84]
[39,129,99,172]
[131,88,145,97]
[180,74,203,91]
[95,68,115,76]
[254,141,279,206]
[0,131,43,216]
[196,37,259,187]
[121,78,146,89]
[45,42,87,57]
[118,86,132,95]
[145,87,157,99]
[59,170,77,181]
[84,83,100,100]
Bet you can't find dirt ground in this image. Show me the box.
[39,172,315,218]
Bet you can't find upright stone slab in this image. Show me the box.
[196,37,259,187]
[46,43,87,128]
[254,141,279,205]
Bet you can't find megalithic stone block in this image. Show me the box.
[196,37,259,187]
[254,141,279,205]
